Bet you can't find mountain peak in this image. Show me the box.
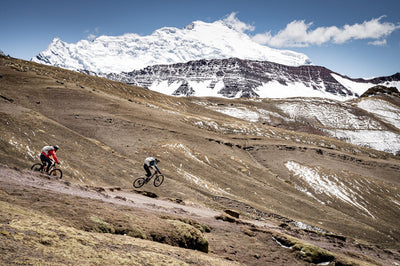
[183,22,196,30]
[32,18,312,74]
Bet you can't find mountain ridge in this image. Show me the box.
[32,19,311,74]
[99,57,400,100]
[30,16,400,100]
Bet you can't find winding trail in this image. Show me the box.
[0,164,278,230]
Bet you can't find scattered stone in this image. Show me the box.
[114,196,127,201]
[224,209,240,218]
[135,190,158,198]
[216,213,236,223]
[0,95,14,102]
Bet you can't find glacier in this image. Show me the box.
[32,19,311,74]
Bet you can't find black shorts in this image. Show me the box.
[40,154,52,167]
[143,164,151,177]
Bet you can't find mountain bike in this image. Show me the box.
[31,160,63,179]
[133,169,164,188]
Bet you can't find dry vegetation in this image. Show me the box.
[1,55,399,265]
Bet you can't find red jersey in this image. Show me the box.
[41,146,59,164]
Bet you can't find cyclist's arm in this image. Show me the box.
[49,150,59,164]
[153,162,161,174]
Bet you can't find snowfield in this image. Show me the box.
[142,71,385,101]
[256,79,350,101]
[331,74,375,96]
[32,18,310,74]
[356,98,400,130]
[205,97,400,155]
[276,99,384,130]
[326,129,400,154]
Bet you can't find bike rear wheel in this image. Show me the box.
[154,174,164,187]
[50,169,63,179]
[31,163,43,171]
[133,178,146,188]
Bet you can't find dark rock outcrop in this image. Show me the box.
[101,58,398,98]
[360,85,400,97]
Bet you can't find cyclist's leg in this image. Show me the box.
[144,164,151,177]
[40,154,52,172]
[39,154,46,171]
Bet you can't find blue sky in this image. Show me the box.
[1,0,399,78]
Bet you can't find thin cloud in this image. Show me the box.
[252,16,400,48]
[85,27,100,41]
[368,39,387,46]
[87,34,97,41]
[222,12,255,33]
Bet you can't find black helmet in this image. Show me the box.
[53,145,59,150]
[155,158,160,163]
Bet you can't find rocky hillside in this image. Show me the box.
[1,55,400,265]
[101,58,400,100]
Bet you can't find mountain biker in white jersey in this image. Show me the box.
[143,157,161,178]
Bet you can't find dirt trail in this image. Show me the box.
[0,164,278,230]
[0,165,210,215]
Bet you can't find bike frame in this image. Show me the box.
[133,168,164,188]
[147,169,161,181]
[41,160,57,172]
[31,160,63,179]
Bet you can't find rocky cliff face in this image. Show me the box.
[102,58,396,99]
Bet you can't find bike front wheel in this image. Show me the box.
[31,163,43,171]
[50,169,63,179]
[154,174,164,187]
[133,178,146,188]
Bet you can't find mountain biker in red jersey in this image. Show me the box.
[40,145,60,172]
[143,157,161,178]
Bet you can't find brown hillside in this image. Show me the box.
[1,55,399,265]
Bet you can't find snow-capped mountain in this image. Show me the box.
[31,17,399,100]
[101,58,400,100]
[32,19,311,74]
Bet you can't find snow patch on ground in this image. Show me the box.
[277,99,383,130]
[290,221,328,233]
[8,137,37,160]
[356,98,400,130]
[210,106,261,122]
[285,161,375,218]
[150,80,183,95]
[256,80,350,101]
[162,143,209,166]
[326,129,400,155]
[188,80,223,97]
[177,165,230,196]
[202,98,400,154]
[331,74,374,96]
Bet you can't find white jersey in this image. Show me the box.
[42,146,55,156]
[144,157,155,166]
